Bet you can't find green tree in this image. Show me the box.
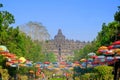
[74,6,120,62]
[0,3,15,45]
[0,3,47,78]
[114,6,120,22]
[46,52,56,62]
[94,65,113,79]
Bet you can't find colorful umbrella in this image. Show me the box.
[60,61,66,65]
[80,59,87,62]
[108,45,114,50]
[113,45,120,48]
[35,64,40,68]
[19,57,26,63]
[0,45,8,52]
[91,55,98,59]
[74,61,80,64]
[97,49,108,54]
[29,70,34,73]
[105,50,114,55]
[114,49,120,55]
[97,46,108,54]
[88,52,96,56]
[98,46,108,50]
[44,61,50,64]
[112,40,120,45]
[4,53,17,59]
[59,65,65,68]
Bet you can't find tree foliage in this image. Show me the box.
[94,65,113,79]
[0,3,49,78]
[0,3,48,62]
[45,52,56,62]
[114,6,120,22]
[0,66,9,80]
[74,6,120,61]
[19,21,50,41]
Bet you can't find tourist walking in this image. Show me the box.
[41,72,45,80]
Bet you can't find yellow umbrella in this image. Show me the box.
[114,49,120,55]
[29,70,34,73]
[69,67,73,70]
[19,57,26,63]
[80,58,86,62]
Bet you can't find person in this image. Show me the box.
[41,72,45,80]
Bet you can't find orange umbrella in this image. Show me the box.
[47,65,53,68]
[114,49,120,55]
[97,46,108,54]
[35,64,40,68]
[4,53,17,59]
[98,46,108,50]
[59,65,65,68]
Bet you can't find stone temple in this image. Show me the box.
[45,29,88,61]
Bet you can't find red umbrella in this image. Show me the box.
[10,59,18,64]
[97,46,108,54]
[108,45,114,50]
[97,49,108,54]
[44,61,50,64]
[91,56,98,59]
[60,61,66,65]
[4,53,16,59]
[0,51,8,55]
[74,61,80,64]
[105,50,114,55]
[112,40,120,45]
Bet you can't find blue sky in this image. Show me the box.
[0,0,120,42]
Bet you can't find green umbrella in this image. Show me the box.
[0,45,8,52]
